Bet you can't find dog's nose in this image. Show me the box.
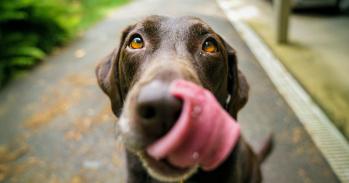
[136,81,182,138]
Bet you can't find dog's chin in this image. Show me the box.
[136,150,198,182]
[119,115,197,182]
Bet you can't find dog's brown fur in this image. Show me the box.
[96,15,272,183]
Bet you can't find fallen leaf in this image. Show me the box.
[74,49,86,59]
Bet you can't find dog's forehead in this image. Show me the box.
[136,16,214,38]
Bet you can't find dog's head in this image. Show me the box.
[96,15,249,182]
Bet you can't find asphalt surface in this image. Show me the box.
[0,0,340,182]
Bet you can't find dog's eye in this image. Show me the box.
[202,39,218,53]
[129,35,144,49]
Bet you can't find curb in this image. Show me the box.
[216,0,349,182]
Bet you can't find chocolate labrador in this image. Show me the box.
[96,15,272,183]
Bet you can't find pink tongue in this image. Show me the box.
[146,80,240,171]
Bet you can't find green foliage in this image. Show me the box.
[77,0,129,29]
[0,0,80,87]
[0,0,128,87]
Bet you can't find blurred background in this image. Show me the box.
[0,0,129,87]
[0,0,348,182]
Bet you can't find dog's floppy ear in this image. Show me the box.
[220,36,249,117]
[95,25,133,116]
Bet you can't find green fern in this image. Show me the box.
[0,0,128,88]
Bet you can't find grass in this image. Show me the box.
[77,0,129,30]
[247,19,349,140]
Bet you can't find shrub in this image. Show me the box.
[0,0,80,87]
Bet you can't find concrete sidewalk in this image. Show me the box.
[230,0,349,139]
[0,0,340,182]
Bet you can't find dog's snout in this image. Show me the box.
[136,81,182,138]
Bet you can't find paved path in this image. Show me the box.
[0,0,340,182]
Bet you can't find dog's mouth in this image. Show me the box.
[122,80,240,182]
[137,151,198,182]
